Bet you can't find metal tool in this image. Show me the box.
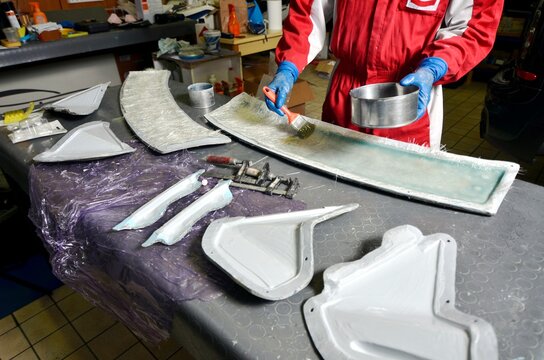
[204,155,299,198]
[262,86,315,139]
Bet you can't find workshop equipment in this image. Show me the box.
[205,155,299,198]
[263,86,315,139]
[350,82,419,128]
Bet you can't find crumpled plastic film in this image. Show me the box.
[28,141,306,344]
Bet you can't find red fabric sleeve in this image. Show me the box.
[423,0,505,84]
[275,0,329,73]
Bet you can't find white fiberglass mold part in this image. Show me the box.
[204,93,519,215]
[304,225,498,360]
[113,169,205,231]
[120,70,230,154]
[202,204,359,300]
[43,82,110,115]
[142,180,233,247]
[33,121,135,162]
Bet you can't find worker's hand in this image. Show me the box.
[400,57,448,120]
[264,61,299,116]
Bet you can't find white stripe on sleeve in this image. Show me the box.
[436,0,474,40]
[306,0,335,64]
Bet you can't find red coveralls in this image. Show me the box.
[276,0,504,148]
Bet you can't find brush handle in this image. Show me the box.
[262,86,298,125]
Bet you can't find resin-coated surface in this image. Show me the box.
[120,70,230,154]
[204,93,519,215]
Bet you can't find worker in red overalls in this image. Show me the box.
[265,0,504,150]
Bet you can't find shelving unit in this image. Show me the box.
[473,5,533,80]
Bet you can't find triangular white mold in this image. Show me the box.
[202,203,359,300]
[303,225,498,360]
[33,121,135,162]
[43,82,110,115]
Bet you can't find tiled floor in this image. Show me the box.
[300,63,544,186]
[0,286,194,360]
[2,62,544,360]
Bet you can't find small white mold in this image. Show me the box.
[44,82,110,115]
[113,170,205,231]
[303,225,498,360]
[33,121,135,162]
[202,204,359,300]
[142,180,233,247]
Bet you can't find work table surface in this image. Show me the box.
[1,83,543,359]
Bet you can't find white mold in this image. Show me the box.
[202,204,359,300]
[304,225,498,360]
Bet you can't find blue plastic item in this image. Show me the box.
[265,61,299,116]
[247,0,265,34]
[400,57,448,119]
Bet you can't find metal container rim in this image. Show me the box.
[349,82,419,102]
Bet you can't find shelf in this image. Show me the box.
[0,22,195,69]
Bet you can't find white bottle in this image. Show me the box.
[6,10,20,29]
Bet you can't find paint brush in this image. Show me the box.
[263,86,315,139]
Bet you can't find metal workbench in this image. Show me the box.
[1,83,543,359]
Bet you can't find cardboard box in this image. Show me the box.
[245,74,314,115]
[242,53,314,115]
[315,60,336,79]
[286,80,315,110]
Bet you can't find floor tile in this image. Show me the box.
[20,305,68,344]
[472,148,500,160]
[146,336,184,360]
[118,343,155,360]
[57,292,94,321]
[88,322,138,360]
[0,314,16,336]
[33,324,84,360]
[13,295,54,323]
[0,327,30,359]
[12,348,39,360]
[452,142,479,153]
[72,306,117,342]
[448,127,470,136]
[51,284,74,303]
[167,347,195,360]
[64,345,97,360]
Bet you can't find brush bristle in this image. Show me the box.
[297,123,316,139]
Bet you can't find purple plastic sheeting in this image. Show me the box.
[28,141,306,344]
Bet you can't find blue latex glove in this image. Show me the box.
[400,57,448,120]
[264,61,299,116]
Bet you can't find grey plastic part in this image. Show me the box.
[120,70,231,154]
[142,180,233,247]
[113,170,205,231]
[43,82,110,115]
[204,93,519,215]
[304,225,498,360]
[33,121,135,162]
[201,204,360,300]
